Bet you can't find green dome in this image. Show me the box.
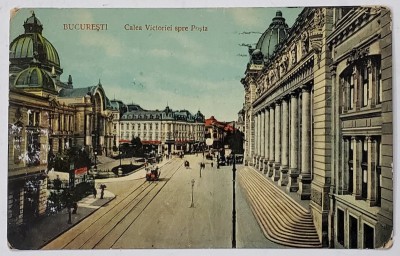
[9,12,61,71]
[10,34,60,67]
[14,65,56,93]
[256,11,289,59]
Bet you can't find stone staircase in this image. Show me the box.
[238,167,322,248]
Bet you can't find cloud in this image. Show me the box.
[230,8,264,28]
[79,32,124,57]
[66,10,124,57]
[148,48,173,58]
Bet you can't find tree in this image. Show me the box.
[225,129,244,154]
[48,146,91,173]
[131,137,143,157]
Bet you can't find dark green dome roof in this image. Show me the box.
[256,11,289,59]
[9,12,61,70]
[10,34,60,67]
[14,65,56,92]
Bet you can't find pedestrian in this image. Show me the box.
[72,202,78,214]
[100,184,107,199]
[93,187,97,198]
[211,162,213,168]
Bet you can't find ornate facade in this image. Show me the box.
[119,104,205,154]
[8,12,115,227]
[242,7,392,248]
[327,7,392,248]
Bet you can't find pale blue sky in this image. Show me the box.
[10,8,302,121]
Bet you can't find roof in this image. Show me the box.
[58,86,96,98]
[205,116,226,128]
[14,64,57,93]
[255,10,289,60]
[120,104,204,122]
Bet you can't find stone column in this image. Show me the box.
[259,110,265,171]
[287,92,299,192]
[273,100,281,181]
[268,104,275,177]
[256,112,261,168]
[367,136,377,206]
[279,96,289,186]
[253,114,258,166]
[263,108,270,174]
[298,86,312,199]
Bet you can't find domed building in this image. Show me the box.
[8,12,116,236]
[247,11,289,73]
[241,7,393,248]
[255,10,289,60]
[13,62,58,97]
[10,12,61,76]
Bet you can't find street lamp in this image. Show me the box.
[92,129,98,171]
[94,151,98,171]
[118,144,122,176]
[232,123,237,248]
[190,179,195,208]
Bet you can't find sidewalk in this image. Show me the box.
[8,158,173,250]
[7,189,116,250]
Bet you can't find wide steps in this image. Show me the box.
[238,167,322,248]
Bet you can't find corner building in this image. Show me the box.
[119,104,205,154]
[327,7,393,248]
[8,12,116,229]
[241,7,392,248]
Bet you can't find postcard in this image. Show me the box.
[5,3,395,253]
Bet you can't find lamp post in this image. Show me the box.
[118,144,122,176]
[94,151,98,171]
[92,129,98,171]
[190,179,195,208]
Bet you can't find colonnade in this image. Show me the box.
[252,85,312,199]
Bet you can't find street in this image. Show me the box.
[43,155,286,249]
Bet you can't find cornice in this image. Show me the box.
[327,7,380,48]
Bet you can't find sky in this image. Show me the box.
[10,7,302,121]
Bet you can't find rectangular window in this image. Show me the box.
[361,139,368,200]
[376,138,382,206]
[28,112,34,127]
[27,131,40,166]
[349,215,358,248]
[13,135,22,164]
[348,139,354,194]
[64,115,68,131]
[362,67,369,107]
[349,75,354,109]
[377,60,382,104]
[363,224,374,249]
[35,112,40,126]
[58,138,62,152]
[337,209,344,246]
[341,77,346,112]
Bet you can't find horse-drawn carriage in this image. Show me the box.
[146,165,160,181]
